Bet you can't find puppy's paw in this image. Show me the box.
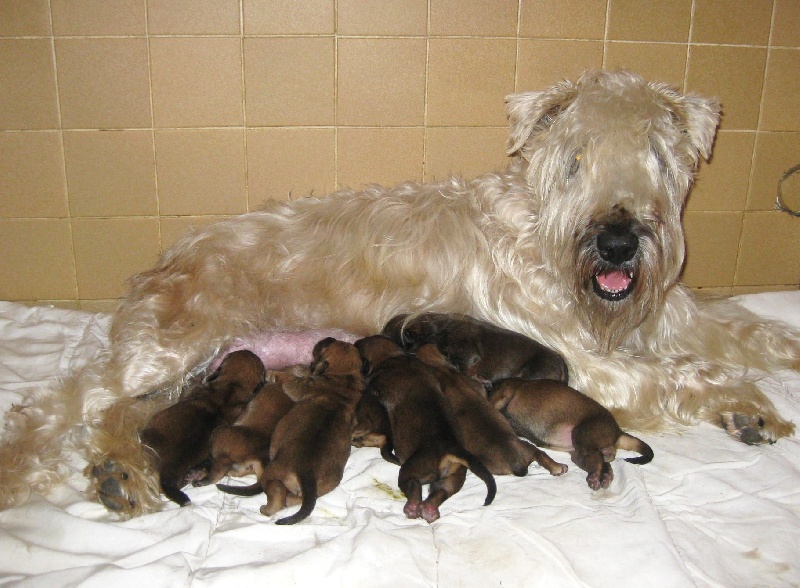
[419,502,440,523]
[586,466,613,491]
[403,500,421,519]
[88,460,136,513]
[720,412,794,445]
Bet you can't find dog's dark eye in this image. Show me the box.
[567,151,582,178]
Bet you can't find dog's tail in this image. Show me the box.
[618,433,654,465]
[275,470,317,525]
[216,481,262,496]
[462,451,497,506]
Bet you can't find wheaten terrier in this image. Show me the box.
[1,70,798,518]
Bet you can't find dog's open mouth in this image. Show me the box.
[592,270,634,301]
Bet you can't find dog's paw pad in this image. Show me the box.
[420,502,440,523]
[89,460,136,512]
[403,500,421,519]
[721,413,772,445]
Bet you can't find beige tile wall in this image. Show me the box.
[1,0,798,310]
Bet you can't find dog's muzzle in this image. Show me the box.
[592,224,638,302]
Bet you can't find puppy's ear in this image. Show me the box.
[205,366,222,383]
[650,82,721,165]
[311,359,329,376]
[505,79,577,160]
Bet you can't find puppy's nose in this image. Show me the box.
[597,225,638,264]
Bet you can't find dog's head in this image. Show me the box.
[505,69,720,351]
[310,337,363,378]
[205,349,266,404]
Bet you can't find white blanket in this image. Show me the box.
[0,292,798,587]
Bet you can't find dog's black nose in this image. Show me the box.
[597,226,639,264]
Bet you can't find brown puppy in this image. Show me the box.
[414,344,568,478]
[351,392,399,465]
[139,350,265,506]
[490,378,654,490]
[356,335,496,523]
[221,338,364,525]
[192,365,304,488]
[383,313,568,389]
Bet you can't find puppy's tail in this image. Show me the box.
[463,452,497,506]
[618,433,654,465]
[276,470,317,525]
[216,482,262,496]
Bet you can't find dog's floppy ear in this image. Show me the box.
[651,82,721,164]
[311,359,329,376]
[505,79,578,159]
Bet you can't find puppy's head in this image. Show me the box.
[413,343,453,369]
[206,349,266,404]
[381,314,442,349]
[310,338,363,377]
[355,335,405,375]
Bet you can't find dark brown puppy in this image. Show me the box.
[192,365,304,488]
[351,392,400,465]
[139,350,265,505]
[490,378,654,490]
[221,338,364,525]
[383,313,569,389]
[356,335,496,523]
[414,344,568,478]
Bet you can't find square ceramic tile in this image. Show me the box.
[519,0,606,39]
[0,219,76,300]
[0,131,67,218]
[0,39,59,130]
[607,0,692,42]
[63,130,158,217]
[691,0,772,46]
[72,217,161,299]
[748,132,800,211]
[155,129,247,215]
[424,127,510,182]
[51,0,146,36]
[147,0,241,35]
[760,50,800,132]
[516,40,603,92]
[337,38,426,127]
[160,216,234,252]
[243,0,334,35]
[55,38,151,129]
[429,0,518,37]
[337,128,424,189]
[246,128,335,204]
[0,0,51,36]
[245,37,334,126]
[427,38,516,127]
[150,37,243,128]
[686,46,767,131]
[681,211,742,288]
[736,212,800,286]
[686,131,755,212]
[337,0,427,36]
[772,0,800,47]
[604,42,688,89]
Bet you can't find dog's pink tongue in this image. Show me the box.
[596,270,631,292]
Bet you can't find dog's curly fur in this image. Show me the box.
[1,70,798,517]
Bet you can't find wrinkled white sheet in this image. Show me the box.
[0,292,798,587]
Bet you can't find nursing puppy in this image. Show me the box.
[221,338,363,525]
[139,350,265,506]
[192,365,304,488]
[490,378,654,490]
[414,344,568,478]
[356,336,496,523]
[383,313,568,388]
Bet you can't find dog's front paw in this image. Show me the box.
[88,460,136,513]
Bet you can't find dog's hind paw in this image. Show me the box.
[720,412,795,445]
[88,460,136,514]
